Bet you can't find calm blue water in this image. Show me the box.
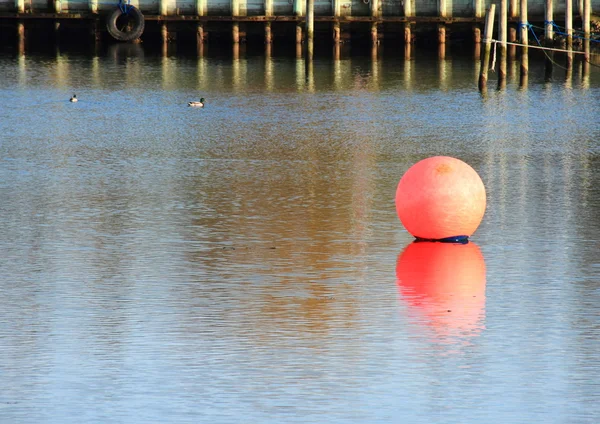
[1,43,599,423]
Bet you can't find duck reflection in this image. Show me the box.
[396,241,486,341]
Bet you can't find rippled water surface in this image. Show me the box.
[1,43,599,423]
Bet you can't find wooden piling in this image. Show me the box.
[509,0,517,46]
[499,0,508,85]
[582,39,590,84]
[473,26,481,43]
[509,0,518,18]
[333,22,341,44]
[565,0,572,47]
[438,0,446,45]
[438,25,446,45]
[544,0,553,44]
[265,0,272,43]
[473,0,482,43]
[306,0,314,58]
[296,24,303,44]
[196,24,205,45]
[161,22,168,45]
[371,23,378,46]
[15,0,24,13]
[478,4,495,91]
[519,0,528,45]
[54,0,61,13]
[293,0,304,17]
[519,51,528,87]
[474,0,483,18]
[195,0,206,46]
[404,0,413,45]
[371,0,379,45]
[583,0,590,37]
[89,0,98,14]
[265,22,272,44]
[196,0,206,16]
[232,0,239,43]
[17,20,25,54]
[160,0,168,16]
[333,0,341,43]
[232,22,240,43]
[566,0,573,68]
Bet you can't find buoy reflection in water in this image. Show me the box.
[396,242,486,342]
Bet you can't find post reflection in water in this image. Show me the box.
[396,242,486,343]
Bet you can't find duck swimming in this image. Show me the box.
[70,94,78,102]
[188,97,205,107]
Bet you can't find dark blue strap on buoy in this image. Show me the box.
[414,235,469,244]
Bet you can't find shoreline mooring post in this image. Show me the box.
[478,4,496,91]
[583,0,590,37]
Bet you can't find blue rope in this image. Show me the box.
[118,0,132,14]
[542,20,600,43]
[528,24,543,46]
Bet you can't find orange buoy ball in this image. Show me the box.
[396,242,486,338]
[395,156,486,241]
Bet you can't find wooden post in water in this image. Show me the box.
[17,20,25,55]
[231,0,240,44]
[544,0,553,44]
[161,23,168,53]
[473,0,483,44]
[371,0,379,46]
[296,24,303,44]
[565,0,573,68]
[565,0,572,47]
[509,0,518,47]
[54,0,61,13]
[403,0,413,47]
[478,4,495,91]
[89,0,98,14]
[306,0,314,59]
[438,0,446,45]
[519,0,528,45]
[265,0,273,44]
[160,0,168,16]
[543,0,554,80]
[15,0,24,13]
[519,0,528,76]
[294,0,304,45]
[333,0,341,44]
[196,0,206,47]
[498,0,508,87]
[582,39,590,84]
[583,0,590,38]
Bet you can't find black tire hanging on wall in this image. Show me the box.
[106,6,145,42]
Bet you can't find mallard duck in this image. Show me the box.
[69,94,78,103]
[188,97,205,107]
